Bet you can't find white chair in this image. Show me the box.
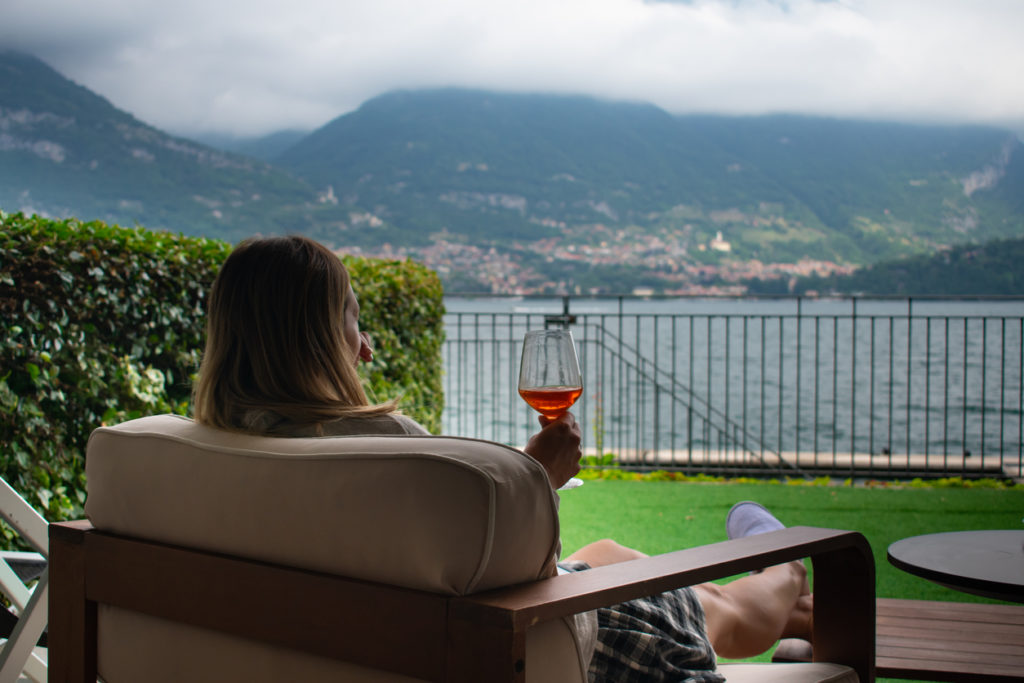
[0,477,49,683]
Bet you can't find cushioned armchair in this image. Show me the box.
[49,415,875,682]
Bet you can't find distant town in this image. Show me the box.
[340,227,856,296]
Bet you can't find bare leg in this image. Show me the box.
[565,538,649,566]
[566,539,813,660]
[693,561,813,660]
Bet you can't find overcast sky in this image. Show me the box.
[3,0,1023,139]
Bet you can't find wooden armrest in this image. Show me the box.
[452,527,875,682]
[49,522,874,683]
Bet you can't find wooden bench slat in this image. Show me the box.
[778,598,1024,681]
[879,612,1024,632]
[879,643,1024,667]
[880,611,1024,628]
[878,620,1024,645]
[877,598,1024,625]
[879,634,1024,658]
[874,598,1024,682]
[876,655,1024,682]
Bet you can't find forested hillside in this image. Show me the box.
[755,238,1024,296]
[276,89,1024,265]
[0,51,344,241]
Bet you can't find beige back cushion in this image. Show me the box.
[85,414,585,683]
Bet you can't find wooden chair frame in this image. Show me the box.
[48,521,875,683]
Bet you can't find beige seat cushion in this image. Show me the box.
[718,663,859,682]
[85,414,587,683]
[86,414,560,595]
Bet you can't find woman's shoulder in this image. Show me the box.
[381,413,432,435]
[319,413,431,437]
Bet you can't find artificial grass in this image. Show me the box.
[557,479,1024,682]
[558,479,1023,602]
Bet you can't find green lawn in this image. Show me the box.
[557,479,1024,682]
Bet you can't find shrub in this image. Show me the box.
[345,255,445,433]
[0,212,445,529]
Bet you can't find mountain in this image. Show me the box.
[276,88,1024,265]
[277,90,743,246]
[0,51,345,242]
[3,51,1023,294]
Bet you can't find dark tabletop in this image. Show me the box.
[887,530,1024,603]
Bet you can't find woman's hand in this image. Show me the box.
[523,411,582,489]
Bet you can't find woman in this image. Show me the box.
[193,235,811,682]
[193,234,582,485]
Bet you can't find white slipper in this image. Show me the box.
[726,501,785,540]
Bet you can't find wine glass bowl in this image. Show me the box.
[519,328,584,490]
[518,329,582,418]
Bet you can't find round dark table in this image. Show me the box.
[887,530,1024,603]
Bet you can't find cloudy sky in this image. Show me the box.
[3,0,1023,139]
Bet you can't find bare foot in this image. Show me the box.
[774,637,814,662]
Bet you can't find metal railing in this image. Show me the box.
[442,295,1024,481]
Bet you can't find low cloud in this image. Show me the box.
[2,0,1022,137]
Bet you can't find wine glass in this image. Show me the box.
[519,328,584,489]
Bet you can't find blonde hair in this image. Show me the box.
[193,235,395,432]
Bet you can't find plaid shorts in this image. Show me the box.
[559,561,725,683]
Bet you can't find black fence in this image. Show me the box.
[443,295,1024,481]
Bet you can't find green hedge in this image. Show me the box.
[344,255,445,428]
[0,212,444,530]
